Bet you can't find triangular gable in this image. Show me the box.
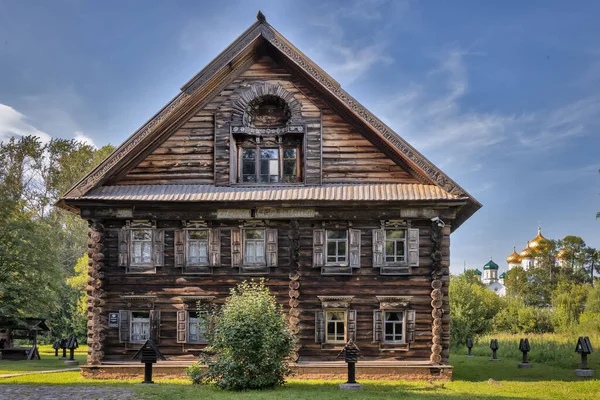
[59,12,480,229]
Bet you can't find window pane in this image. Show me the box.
[242,174,256,183]
[283,160,296,177]
[242,160,255,175]
[327,241,336,257]
[396,245,405,257]
[245,230,264,239]
[327,230,347,239]
[188,230,208,240]
[283,148,296,159]
[142,242,152,263]
[337,241,346,257]
[242,149,255,159]
[385,241,394,256]
[385,323,394,335]
[260,149,279,159]
[255,241,265,263]
[245,242,255,263]
[386,230,405,239]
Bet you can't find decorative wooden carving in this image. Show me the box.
[288,220,301,361]
[87,220,107,365]
[317,296,354,309]
[376,296,413,310]
[429,218,445,365]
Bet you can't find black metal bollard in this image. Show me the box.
[143,362,153,384]
[518,338,532,368]
[490,339,500,361]
[59,339,67,359]
[466,337,474,357]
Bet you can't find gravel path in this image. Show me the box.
[0,384,137,399]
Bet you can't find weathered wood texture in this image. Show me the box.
[118,55,418,186]
[93,215,450,363]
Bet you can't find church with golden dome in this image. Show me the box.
[506,227,554,271]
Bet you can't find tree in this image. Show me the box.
[504,267,528,299]
[190,280,295,390]
[551,281,590,331]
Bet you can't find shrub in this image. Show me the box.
[189,280,295,390]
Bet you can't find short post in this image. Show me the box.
[575,336,594,377]
[518,338,532,368]
[59,338,67,359]
[52,340,60,357]
[64,336,79,366]
[466,337,474,358]
[337,340,363,390]
[489,339,500,361]
[132,339,166,384]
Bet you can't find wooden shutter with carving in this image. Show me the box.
[315,311,325,343]
[313,229,324,267]
[266,228,278,267]
[373,310,383,342]
[349,229,361,268]
[209,228,221,267]
[174,230,185,268]
[231,228,242,267]
[407,310,416,343]
[372,229,385,268]
[407,228,420,266]
[347,310,357,340]
[119,310,130,343]
[176,310,187,344]
[118,229,129,267]
[153,229,165,267]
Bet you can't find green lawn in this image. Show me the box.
[0,345,87,375]
[1,343,599,399]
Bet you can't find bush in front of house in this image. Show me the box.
[187,280,295,390]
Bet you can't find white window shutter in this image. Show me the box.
[349,229,361,268]
[174,229,185,268]
[176,310,188,344]
[266,228,278,267]
[313,229,324,267]
[209,228,221,267]
[407,228,419,266]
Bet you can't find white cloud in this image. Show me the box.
[0,103,52,144]
[74,131,96,148]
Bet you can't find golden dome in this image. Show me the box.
[519,242,535,259]
[506,247,522,264]
[528,227,550,252]
[556,248,567,260]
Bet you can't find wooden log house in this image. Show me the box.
[58,12,481,377]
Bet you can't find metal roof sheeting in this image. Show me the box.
[79,184,464,203]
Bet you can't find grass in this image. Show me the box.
[0,345,88,375]
[1,340,599,399]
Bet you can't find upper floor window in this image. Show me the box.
[240,146,300,183]
[187,230,209,265]
[326,230,348,265]
[244,229,266,265]
[385,230,406,263]
[231,228,278,273]
[131,230,152,265]
[313,228,361,274]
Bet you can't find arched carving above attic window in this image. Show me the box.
[231,82,304,136]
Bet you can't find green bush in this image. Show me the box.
[188,280,295,390]
[493,298,553,334]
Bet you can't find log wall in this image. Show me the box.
[95,214,451,363]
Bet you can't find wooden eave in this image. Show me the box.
[58,15,481,231]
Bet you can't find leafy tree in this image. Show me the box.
[551,281,590,331]
[504,266,528,299]
[188,280,295,390]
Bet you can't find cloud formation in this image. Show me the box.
[0,104,52,144]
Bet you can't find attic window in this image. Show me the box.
[244,95,291,128]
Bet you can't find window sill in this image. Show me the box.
[378,343,410,351]
[321,266,352,275]
[380,266,412,276]
[126,269,157,275]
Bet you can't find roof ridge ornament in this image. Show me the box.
[257,10,266,23]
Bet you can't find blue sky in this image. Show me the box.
[1,0,599,274]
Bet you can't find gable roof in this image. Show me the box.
[58,12,481,231]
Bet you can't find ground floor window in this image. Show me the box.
[326,310,346,343]
[130,311,150,343]
[384,311,405,343]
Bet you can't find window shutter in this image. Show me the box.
[315,311,325,343]
[372,229,385,267]
[176,310,188,344]
[119,310,130,343]
[174,230,185,268]
[209,228,221,267]
[313,229,324,267]
[347,310,357,341]
[373,310,383,342]
[153,229,165,267]
[118,229,129,267]
[266,228,278,267]
[407,310,416,343]
[231,228,242,267]
[349,229,361,268]
[407,228,420,266]
[150,309,161,344]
